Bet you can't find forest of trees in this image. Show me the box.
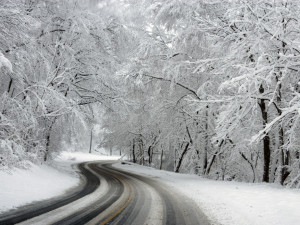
[1,0,300,187]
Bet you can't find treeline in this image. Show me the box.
[0,0,129,169]
[100,0,300,187]
[1,0,299,187]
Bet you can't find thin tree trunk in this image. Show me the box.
[159,148,164,170]
[263,134,271,183]
[89,129,93,154]
[132,139,136,163]
[205,151,217,175]
[279,127,285,184]
[148,145,152,164]
[276,77,290,185]
[277,32,291,184]
[139,139,143,165]
[206,139,225,175]
[175,142,190,173]
[239,152,256,183]
[174,144,178,171]
[44,133,51,161]
[44,119,56,161]
[258,85,271,183]
[7,78,13,93]
[203,105,209,174]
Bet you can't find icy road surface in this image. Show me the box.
[0,161,209,225]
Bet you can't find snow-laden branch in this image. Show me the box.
[143,74,200,100]
[251,105,299,143]
[0,52,12,73]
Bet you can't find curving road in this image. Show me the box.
[0,161,210,225]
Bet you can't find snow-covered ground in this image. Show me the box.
[114,162,300,225]
[0,152,119,213]
[0,162,78,213]
[56,151,120,163]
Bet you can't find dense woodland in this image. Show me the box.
[0,0,300,187]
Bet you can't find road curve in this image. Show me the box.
[0,161,210,225]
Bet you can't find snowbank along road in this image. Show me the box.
[0,161,210,225]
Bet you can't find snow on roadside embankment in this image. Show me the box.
[0,152,120,213]
[0,163,78,213]
[114,162,300,225]
[57,151,120,163]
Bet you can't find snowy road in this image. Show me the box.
[0,161,208,225]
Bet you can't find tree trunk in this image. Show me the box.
[205,151,217,175]
[269,151,278,183]
[279,126,290,184]
[132,139,136,163]
[138,139,144,165]
[206,139,226,175]
[175,142,190,173]
[159,148,164,170]
[7,78,13,93]
[148,145,152,164]
[258,85,271,183]
[44,118,56,161]
[44,133,51,161]
[239,152,256,183]
[275,77,290,185]
[89,129,93,154]
[203,105,209,174]
[262,134,271,183]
